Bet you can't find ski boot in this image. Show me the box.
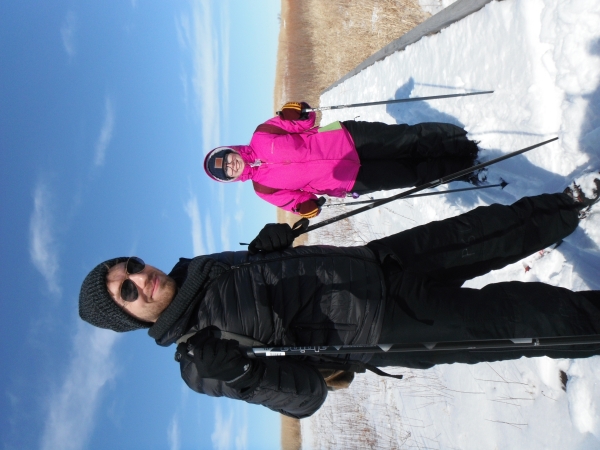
[563,172,600,218]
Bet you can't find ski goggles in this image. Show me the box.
[120,257,145,302]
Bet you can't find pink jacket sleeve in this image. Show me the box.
[261,111,317,133]
[253,184,317,214]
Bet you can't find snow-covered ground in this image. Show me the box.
[303,0,600,448]
[418,0,458,16]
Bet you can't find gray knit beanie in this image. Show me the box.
[79,257,152,332]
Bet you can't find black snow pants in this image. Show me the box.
[343,120,479,194]
[365,193,600,369]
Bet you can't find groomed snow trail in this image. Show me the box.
[304,0,600,448]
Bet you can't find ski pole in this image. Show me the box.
[324,181,507,208]
[246,334,600,358]
[293,137,558,235]
[298,91,493,113]
[302,91,494,112]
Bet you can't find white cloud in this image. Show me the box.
[188,0,230,153]
[211,403,234,450]
[175,1,231,165]
[204,216,216,255]
[175,13,192,50]
[215,183,232,250]
[211,403,248,450]
[175,14,192,111]
[184,195,206,256]
[61,11,77,58]
[219,3,230,123]
[234,211,244,226]
[220,215,231,251]
[234,408,248,450]
[234,183,244,206]
[180,68,190,110]
[94,97,116,166]
[168,415,181,450]
[234,184,244,225]
[191,1,219,152]
[29,183,61,295]
[41,325,120,450]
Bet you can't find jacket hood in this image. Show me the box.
[204,145,257,183]
[204,146,236,183]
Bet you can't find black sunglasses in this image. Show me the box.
[120,257,145,302]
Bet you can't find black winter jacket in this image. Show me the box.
[155,245,386,418]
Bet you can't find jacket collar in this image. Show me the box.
[148,256,229,344]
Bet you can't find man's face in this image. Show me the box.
[224,151,245,180]
[106,261,177,323]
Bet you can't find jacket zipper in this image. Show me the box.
[230,251,379,270]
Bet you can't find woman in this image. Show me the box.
[204,102,480,217]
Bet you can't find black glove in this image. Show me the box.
[248,223,295,254]
[177,328,252,382]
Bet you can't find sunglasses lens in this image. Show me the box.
[126,257,145,275]
[120,279,139,302]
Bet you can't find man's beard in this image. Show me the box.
[145,276,178,322]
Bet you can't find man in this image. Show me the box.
[203,102,481,218]
[79,182,600,419]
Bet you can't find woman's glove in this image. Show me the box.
[177,328,253,382]
[296,197,326,218]
[278,101,311,120]
[248,223,295,254]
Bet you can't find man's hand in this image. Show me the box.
[278,101,311,120]
[177,328,252,382]
[248,223,295,254]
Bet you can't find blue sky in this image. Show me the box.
[0,1,281,449]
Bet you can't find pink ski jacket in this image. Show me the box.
[204,112,360,214]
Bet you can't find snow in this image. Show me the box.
[303,0,600,448]
[418,0,458,16]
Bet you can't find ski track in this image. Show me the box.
[302,0,600,448]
